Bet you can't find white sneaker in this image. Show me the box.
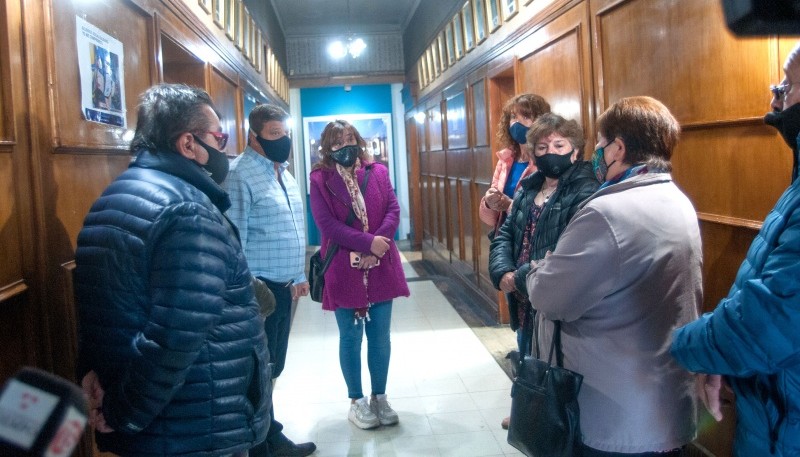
[348,397,380,429]
[370,394,399,425]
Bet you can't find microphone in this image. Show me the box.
[0,367,88,456]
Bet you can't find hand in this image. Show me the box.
[358,255,380,270]
[499,271,517,293]
[696,374,727,422]
[81,371,114,433]
[252,277,276,318]
[292,281,309,299]
[484,188,510,211]
[370,236,391,258]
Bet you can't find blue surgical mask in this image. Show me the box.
[509,122,529,145]
[591,140,616,183]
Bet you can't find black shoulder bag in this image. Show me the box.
[308,166,371,302]
[507,320,583,457]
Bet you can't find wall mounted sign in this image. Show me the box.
[76,16,126,127]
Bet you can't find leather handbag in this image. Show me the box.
[507,321,583,457]
[308,166,371,303]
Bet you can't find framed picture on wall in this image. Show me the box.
[445,22,456,66]
[426,47,435,80]
[453,15,464,60]
[486,0,501,32]
[437,32,448,71]
[502,0,518,21]
[199,0,211,13]
[225,0,235,38]
[430,43,440,77]
[257,31,264,72]
[242,9,250,59]
[212,0,224,28]
[462,1,475,52]
[417,62,425,89]
[234,1,243,49]
[249,17,257,63]
[473,0,488,43]
[303,114,394,189]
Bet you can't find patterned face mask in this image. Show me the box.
[591,140,616,183]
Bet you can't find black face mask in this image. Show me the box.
[254,134,292,163]
[330,145,360,168]
[535,151,574,179]
[193,135,229,184]
[765,103,800,151]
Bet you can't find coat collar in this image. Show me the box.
[131,148,231,212]
[321,164,372,209]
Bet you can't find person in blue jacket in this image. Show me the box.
[75,84,271,457]
[671,42,800,456]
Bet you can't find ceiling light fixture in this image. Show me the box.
[327,0,366,59]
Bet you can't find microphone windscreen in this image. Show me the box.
[0,367,88,456]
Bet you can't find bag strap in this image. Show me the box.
[321,165,373,268]
[546,321,564,368]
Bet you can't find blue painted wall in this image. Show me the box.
[301,84,394,245]
[301,85,393,117]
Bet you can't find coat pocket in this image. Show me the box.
[247,348,272,416]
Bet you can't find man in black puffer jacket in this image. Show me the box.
[75,84,271,457]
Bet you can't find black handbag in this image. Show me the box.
[507,321,583,457]
[308,166,371,303]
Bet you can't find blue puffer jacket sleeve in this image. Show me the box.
[671,183,800,376]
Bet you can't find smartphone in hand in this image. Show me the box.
[350,251,380,268]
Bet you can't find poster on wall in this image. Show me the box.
[76,16,126,127]
[303,113,393,189]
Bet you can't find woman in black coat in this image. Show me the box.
[489,113,599,358]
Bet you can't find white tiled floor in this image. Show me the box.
[273,255,524,456]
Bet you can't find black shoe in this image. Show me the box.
[270,439,316,457]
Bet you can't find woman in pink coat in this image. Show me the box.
[309,120,409,432]
[479,94,551,235]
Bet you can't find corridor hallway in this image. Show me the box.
[272,252,523,456]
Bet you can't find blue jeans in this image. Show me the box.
[334,300,392,399]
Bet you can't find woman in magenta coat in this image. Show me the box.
[309,120,409,431]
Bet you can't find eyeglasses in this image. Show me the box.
[203,131,229,149]
[770,82,800,100]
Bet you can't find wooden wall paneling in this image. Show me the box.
[0,0,12,143]
[428,104,444,151]
[424,174,434,242]
[487,66,514,159]
[406,117,424,248]
[472,78,490,157]
[49,0,153,151]
[207,65,241,156]
[673,125,792,224]
[447,176,458,253]
[516,1,594,149]
[162,32,206,87]
[446,91,469,150]
[459,178,473,264]
[591,0,772,125]
[0,153,26,303]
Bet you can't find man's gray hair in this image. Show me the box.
[131,84,219,153]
